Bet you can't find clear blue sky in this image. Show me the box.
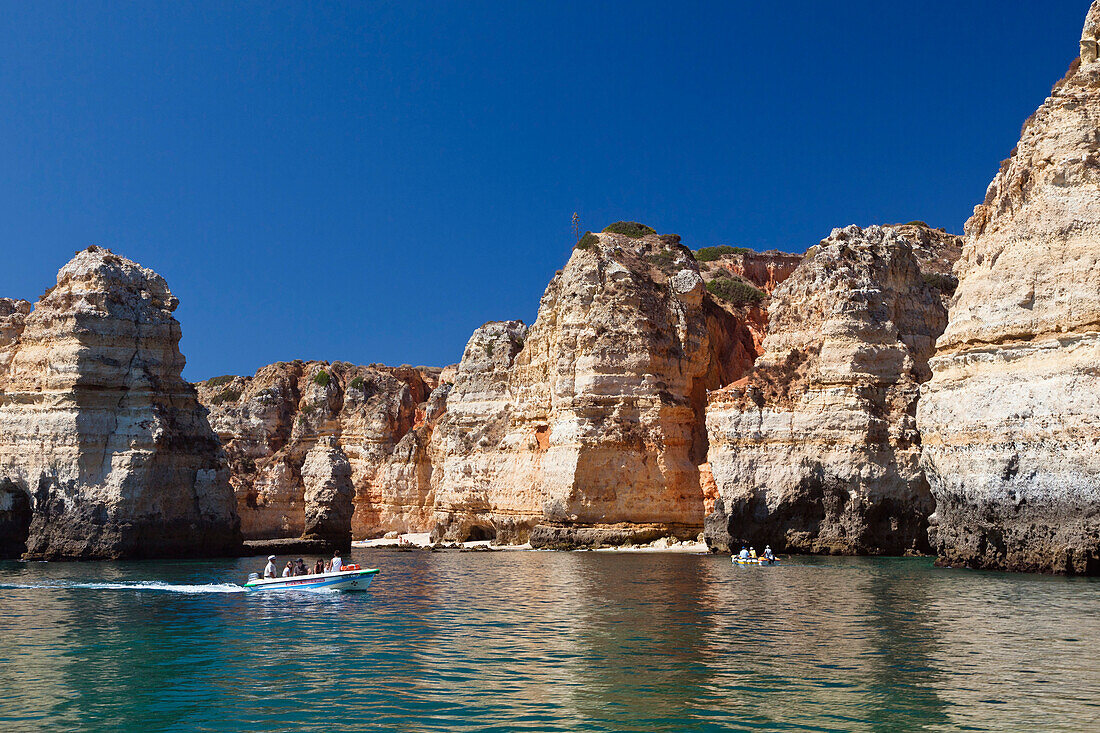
[0,1,1089,379]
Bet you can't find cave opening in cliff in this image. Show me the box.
[0,480,32,558]
[465,525,496,542]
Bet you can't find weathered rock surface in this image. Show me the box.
[706,225,952,555]
[428,229,762,545]
[0,246,241,559]
[301,437,354,549]
[0,298,31,374]
[196,361,437,543]
[919,3,1100,575]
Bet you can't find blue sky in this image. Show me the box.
[0,1,1089,379]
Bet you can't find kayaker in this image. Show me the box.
[330,550,343,573]
[313,558,325,575]
[763,545,775,561]
[738,547,750,561]
[264,555,277,579]
[749,547,758,559]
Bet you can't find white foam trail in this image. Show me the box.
[0,581,246,594]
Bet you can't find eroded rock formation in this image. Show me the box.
[0,246,241,559]
[428,228,765,546]
[197,229,803,548]
[705,225,954,555]
[301,437,354,549]
[196,361,438,543]
[919,3,1100,574]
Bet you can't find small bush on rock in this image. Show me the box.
[922,271,959,296]
[602,221,656,238]
[206,375,236,387]
[706,278,766,305]
[696,245,752,262]
[575,232,599,250]
[210,388,241,405]
[349,376,365,391]
[313,370,330,387]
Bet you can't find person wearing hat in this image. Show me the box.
[294,558,308,576]
[263,555,277,579]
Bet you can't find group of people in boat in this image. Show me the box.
[737,545,776,562]
[263,550,344,579]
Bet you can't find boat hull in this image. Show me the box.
[244,568,379,592]
[733,558,779,566]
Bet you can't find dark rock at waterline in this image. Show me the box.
[243,537,346,557]
[528,524,696,550]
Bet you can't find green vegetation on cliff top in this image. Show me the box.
[602,221,656,238]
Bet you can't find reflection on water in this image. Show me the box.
[1,552,1098,731]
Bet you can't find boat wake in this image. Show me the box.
[0,581,246,594]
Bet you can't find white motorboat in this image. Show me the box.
[244,566,378,592]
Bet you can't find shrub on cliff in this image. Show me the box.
[313,370,330,388]
[706,277,766,305]
[349,376,365,390]
[922,271,959,296]
[696,245,752,262]
[602,221,656,238]
[205,375,236,387]
[209,388,241,405]
[647,250,678,272]
[574,232,599,250]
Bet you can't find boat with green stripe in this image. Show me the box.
[244,567,379,592]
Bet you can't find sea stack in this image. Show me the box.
[0,246,241,559]
[196,361,438,544]
[918,3,1100,574]
[430,225,754,546]
[705,225,955,555]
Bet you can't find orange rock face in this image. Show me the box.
[196,361,436,541]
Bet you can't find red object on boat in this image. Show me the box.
[342,564,361,571]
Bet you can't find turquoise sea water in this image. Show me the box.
[1,550,1097,732]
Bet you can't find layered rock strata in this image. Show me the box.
[705,225,952,555]
[919,3,1100,574]
[196,361,437,543]
[0,247,241,559]
[429,229,764,546]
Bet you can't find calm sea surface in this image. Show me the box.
[0,550,1097,732]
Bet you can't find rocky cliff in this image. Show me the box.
[196,361,438,543]
[919,2,1100,574]
[0,246,241,559]
[429,226,769,546]
[195,227,803,548]
[705,225,955,555]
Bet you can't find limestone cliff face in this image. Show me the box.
[196,361,436,542]
[919,3,1100,574]
[696,248,803,369]
[301,437,354,548]
[0,246,241,559]
[427,320,529,541]
[705,225,951,555]
[0,298,31,374]
[429,229,756,545]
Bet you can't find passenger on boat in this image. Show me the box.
[313,559,325,575]
[282,561,293,577]
[750,547,757,559]
[763,546,775,561]
[295,558,308,576]
[264,555,277,579]
[738,547,750,560]
[329,551,343,573]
